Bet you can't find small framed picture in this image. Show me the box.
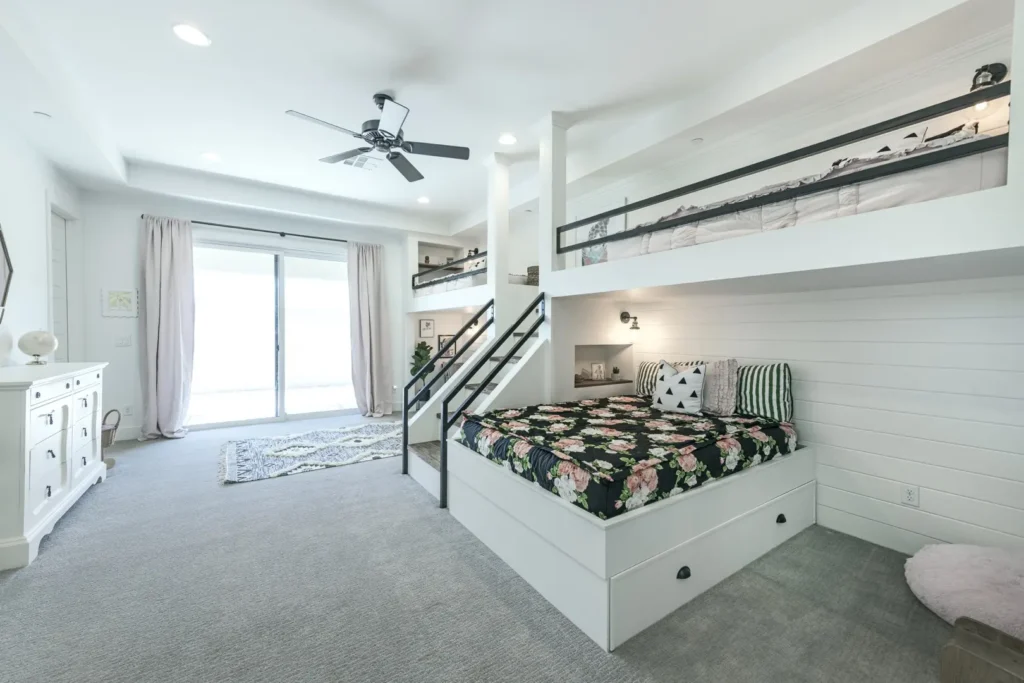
[438,334,455,358]
[591,362,606,381]
[419,319,435,338]
[101,288,139,318]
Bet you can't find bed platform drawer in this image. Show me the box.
[609,481,815,649]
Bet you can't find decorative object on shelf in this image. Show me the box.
[620,311,640,330]
[971,63,1008,91]
[423,255,430,264]
[438,334,456,358]
[527,266,539,286]
[0,223,12,326]
[419,319,435,338]
[17,331,58,364]
[591,362,606,381]
[468,247,479,257]
[612,366,620,378]
[101,288,139,318]
[446,256,454,264]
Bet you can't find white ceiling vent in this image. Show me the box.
[342,155,382,171]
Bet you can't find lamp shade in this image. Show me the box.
[18,331,58,363]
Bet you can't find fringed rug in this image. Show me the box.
[220,422,402,484]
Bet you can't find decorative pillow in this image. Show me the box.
[652,361,705,414]
[701,359,738,416]
[635,360,660,397]
[736,363,793,422]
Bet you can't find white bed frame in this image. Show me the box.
[447,439,816,651]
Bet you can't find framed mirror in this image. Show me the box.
[0,224,12,325]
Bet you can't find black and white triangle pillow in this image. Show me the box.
[652,360,706,415]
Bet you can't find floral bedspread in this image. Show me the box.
[455,396,797,520]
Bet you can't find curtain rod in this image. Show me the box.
[140,216,348,244]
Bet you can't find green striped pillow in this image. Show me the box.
[736,363,793,422]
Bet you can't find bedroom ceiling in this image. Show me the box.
[2,0,860,222]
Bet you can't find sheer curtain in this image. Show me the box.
[348,242,392,417]
[141,215,195,439]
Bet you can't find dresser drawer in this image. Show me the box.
[609,482,816,649]
[29,398,71,447]
[70,438,101,487]
[28,462,63,519]
[29,377,74,406]
[29,430,66,487]
[72,389,99,424]
[71,417,97,454]
[72,370,102,392]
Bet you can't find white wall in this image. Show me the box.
[78,191,413,439]
[0,126,80,365]
[623,275,1024,555]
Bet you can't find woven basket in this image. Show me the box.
[527,266,539,286]
[101,409,121,449]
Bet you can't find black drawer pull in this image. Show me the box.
[82,398,89,407]
[676,566,692,580]
[35,391,41,399]
[76,380,81,386]
[82,456,87,466]
[47,450,56,459]
[82,427,88,437]
[45,485,52,498]
[776,514,787,524]
[65,383,70,389]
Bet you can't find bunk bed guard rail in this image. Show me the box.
[402,299,495,475]
[438,292,547,509]
[412,251,488,290]
[556,81,1011,255]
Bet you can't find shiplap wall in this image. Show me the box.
[627,275,1024,555]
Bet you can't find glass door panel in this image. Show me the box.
[188,247,277,425]
[282,256,356,414]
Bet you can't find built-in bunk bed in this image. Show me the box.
[438,69,1015,653]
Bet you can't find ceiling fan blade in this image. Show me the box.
[378,99,409,138]
[402,141,470,160]
[286,110,362,138]
[387,152,424,182]
[320,148,372,164]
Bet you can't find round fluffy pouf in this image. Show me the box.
[905,544,1024,639]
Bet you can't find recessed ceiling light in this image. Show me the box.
[200,152,221,162]
[173,24,212,47]
[32,111,52,119]
[417,196,430,204]
[498,133,517,146]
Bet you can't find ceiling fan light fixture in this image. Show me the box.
[173,24,212,47]
[498,133,517,146]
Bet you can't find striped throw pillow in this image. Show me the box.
[736,363,793,422]
[636,361,660,397]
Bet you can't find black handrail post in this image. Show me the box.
[440,402,449,508]
[401,384,409,475]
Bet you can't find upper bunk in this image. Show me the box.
[540,1,1024,299]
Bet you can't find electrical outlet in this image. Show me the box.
[900,484,920,507]
[115,335,132,348]
[123,406,134,417]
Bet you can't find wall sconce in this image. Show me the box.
[971,63,1007,111]
[620,311,639,330]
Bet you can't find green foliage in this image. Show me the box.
[612,366,620,374]
[411,341,435,376]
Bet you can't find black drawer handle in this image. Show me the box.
[47,449,56,459]
[45,485,52,498]
[76,380,81,386]
[82,456,87,466]
[35,391,41,399]
[676,566,691,580]
[82,398,89,407]
[82,427,88,437]
[65,383,70,390]
[777,514,787,524]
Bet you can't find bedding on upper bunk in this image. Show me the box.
[455,396,797,520]
[589,128,1008,263]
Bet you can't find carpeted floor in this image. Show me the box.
[0,417,950,683]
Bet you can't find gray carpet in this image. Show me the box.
[0,417,950,683]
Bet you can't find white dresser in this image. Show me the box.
[0,363,108,570]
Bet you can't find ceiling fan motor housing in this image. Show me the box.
[361,118,403,152]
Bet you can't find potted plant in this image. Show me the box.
[612,366,621,379]
[411,341,435,408]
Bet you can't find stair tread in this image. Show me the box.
[408,441,442,471]
[512,332,539,338]
[488,355,522,363]
[465,382,498,393]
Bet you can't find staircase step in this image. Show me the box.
[408,441,442,471]
[488,355,522,364]
[512,331,539,338]
[466,382,498,395]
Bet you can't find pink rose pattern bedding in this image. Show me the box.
[455,396,797,519]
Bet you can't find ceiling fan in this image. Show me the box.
[286,93,470,182]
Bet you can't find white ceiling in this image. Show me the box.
[6,0,861,222]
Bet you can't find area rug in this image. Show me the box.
[220,422,402,484]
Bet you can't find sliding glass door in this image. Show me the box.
[188,245,354,427]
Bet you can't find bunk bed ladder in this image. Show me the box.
[438,292,546,509]
[401,299,495,476]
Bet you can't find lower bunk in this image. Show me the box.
[446,426,815,651]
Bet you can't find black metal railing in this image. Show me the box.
[401,299,494,475]
[557,81,1011,255]
[412,251,487,290]
[438,292,546,508]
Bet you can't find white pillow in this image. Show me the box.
[652,360,705,414]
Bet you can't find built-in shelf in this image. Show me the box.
[574,379,633,388]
